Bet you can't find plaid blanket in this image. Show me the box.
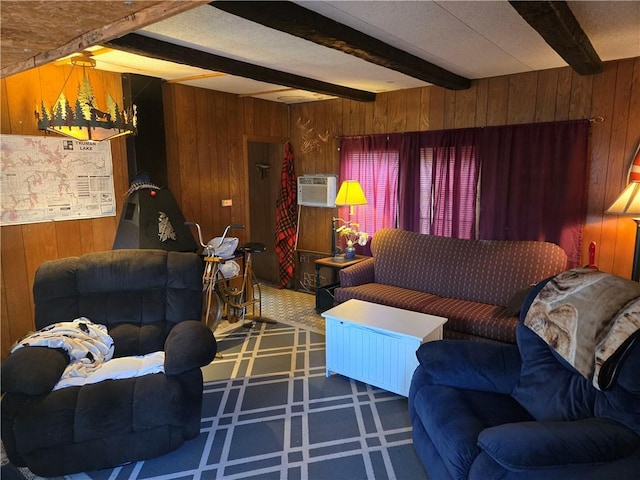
[275,142,298,288]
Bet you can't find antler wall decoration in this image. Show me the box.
[296,117,330,154]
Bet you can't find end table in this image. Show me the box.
[314,255,366,312]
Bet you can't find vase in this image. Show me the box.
[345,241,356,260]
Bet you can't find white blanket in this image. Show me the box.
[12,317,164,390]
[54,351,165,390]
[12,317,115,364]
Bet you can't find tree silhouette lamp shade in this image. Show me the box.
[36,53,137,141]
[334,180,368,217]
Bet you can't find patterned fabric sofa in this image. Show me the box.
[334,228,568,344]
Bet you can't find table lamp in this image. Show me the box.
[606,148,640,281]
[332,180,368,259]
[334,180,368,218]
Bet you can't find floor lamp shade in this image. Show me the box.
[606,182,640,216]
[606,182,640,281]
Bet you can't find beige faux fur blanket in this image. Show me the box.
[524,268,640,390]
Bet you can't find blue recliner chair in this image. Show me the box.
[1,250,217,476]
[409,268,640,479]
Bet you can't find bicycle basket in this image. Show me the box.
[219,260,240,279]
[206,237,239,259]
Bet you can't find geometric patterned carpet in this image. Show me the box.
[202,322,429,480]
[215,283,327,334]
[66,317,429,480]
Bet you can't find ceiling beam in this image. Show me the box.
[105,34,376,102]
[0,1,209,79]
[509,0,603,75]
[210,0,471,91]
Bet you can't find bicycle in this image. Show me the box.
[186,221,244,332]
[186,222,270,331]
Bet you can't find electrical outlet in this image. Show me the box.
[221,199,232,207]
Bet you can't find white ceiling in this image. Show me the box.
[68,1,640,104]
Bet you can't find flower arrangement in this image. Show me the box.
[336,222,369,247]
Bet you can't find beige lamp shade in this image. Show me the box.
[606,182,640,217]
[334,180,368,207]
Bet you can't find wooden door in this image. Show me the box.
[248,141,284,284]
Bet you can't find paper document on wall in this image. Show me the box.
[0,135,116,225]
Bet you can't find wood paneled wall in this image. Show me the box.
[1,64,129,358]
[0,74,289,358]
[1,57,637,358]
[290,58,640,281]
[161,84,289,248]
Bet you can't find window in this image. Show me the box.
[339,135,400,236]
[339,120,589,267]
[340,130,480,240]
[417,143,478,239]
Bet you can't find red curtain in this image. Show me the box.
[339,120,589,266]
[399,129,479,238]
[274,142,297,288]
[478,120,590,267]
[339,135,401,236]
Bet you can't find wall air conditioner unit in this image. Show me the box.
[297,174,337,208]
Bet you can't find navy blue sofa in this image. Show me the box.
[409,269,640,479]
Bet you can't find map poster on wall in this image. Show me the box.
[0,135,116,226]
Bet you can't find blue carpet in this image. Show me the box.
[66,321,429,479]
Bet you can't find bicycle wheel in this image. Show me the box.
[203,281,223,332]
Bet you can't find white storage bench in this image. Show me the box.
[322,299,447,397]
